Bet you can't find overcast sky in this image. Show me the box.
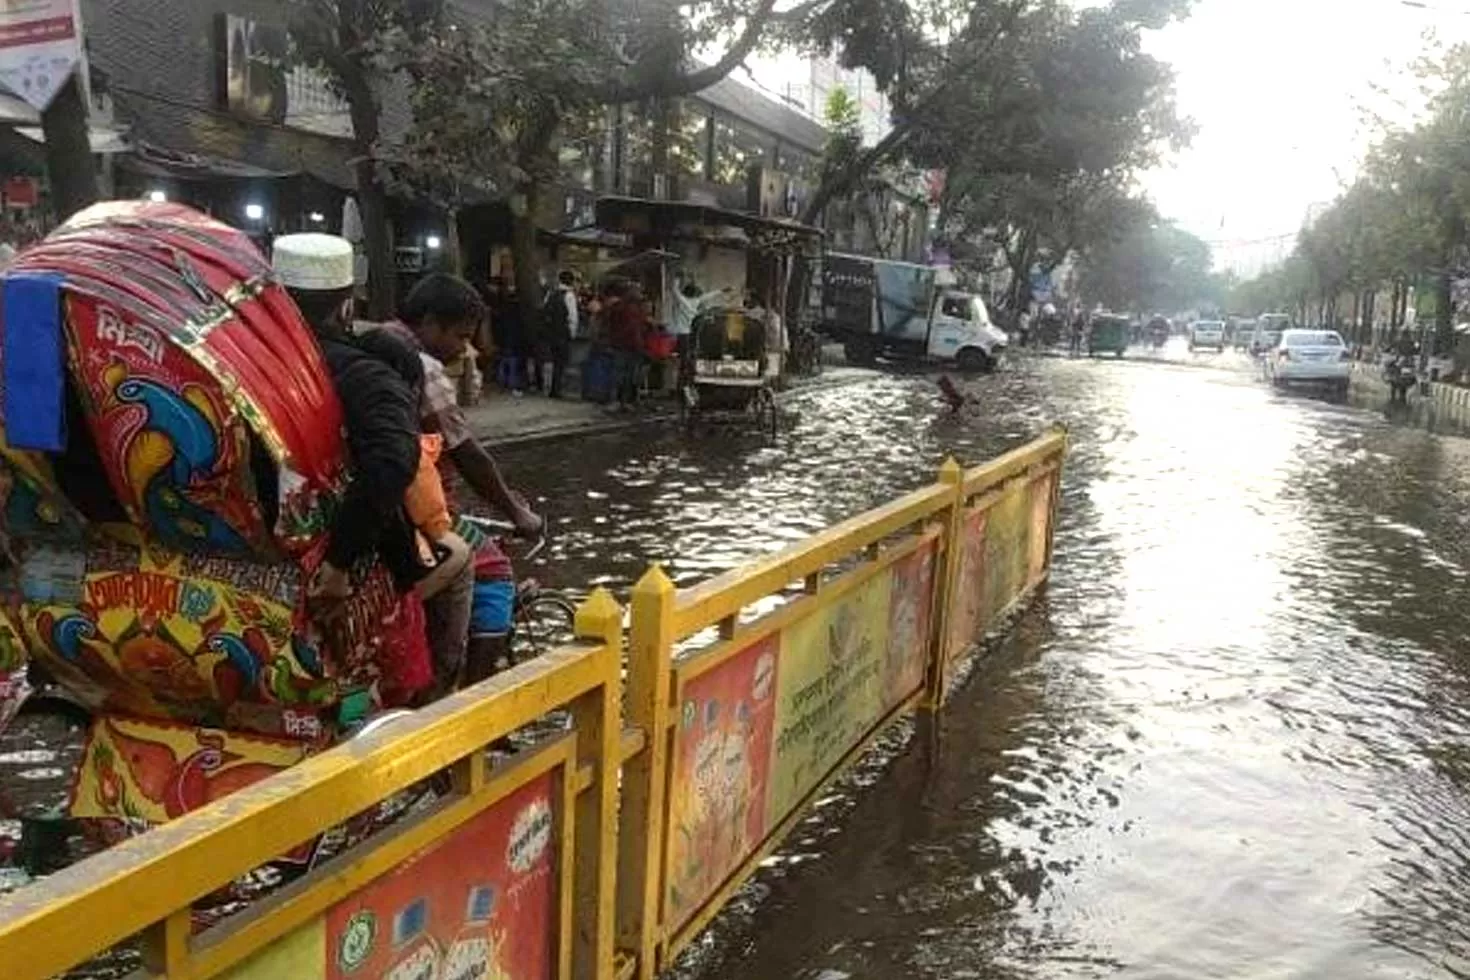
[1142,0,1469,272]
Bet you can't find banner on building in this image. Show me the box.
[218,15,352,139]
[0,0,84,112]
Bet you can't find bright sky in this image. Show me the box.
[1142,0,1470,273]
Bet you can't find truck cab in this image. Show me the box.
[930,291,1009,372]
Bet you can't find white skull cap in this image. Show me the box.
[272,233,355,291]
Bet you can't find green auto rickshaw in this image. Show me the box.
[1088,314,1130,358]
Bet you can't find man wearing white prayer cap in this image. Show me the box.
[274,233,474,698]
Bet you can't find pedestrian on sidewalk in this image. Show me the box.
[608,282,648,410]
[538,270,577,399]
[493,283,527,395]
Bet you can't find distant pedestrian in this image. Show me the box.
[608,283,648,409]
[537,270,577,398]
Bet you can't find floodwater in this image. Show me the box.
[9,346,1470,979]
[500,348,1470,979]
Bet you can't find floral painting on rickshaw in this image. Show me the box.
[72,714,311,825]
[666,634,778,930]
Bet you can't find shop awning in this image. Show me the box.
[117,141,301,181]
[594,195,823,253]
[1,92,131,155]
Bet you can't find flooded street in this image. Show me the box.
[506,352,1470,979]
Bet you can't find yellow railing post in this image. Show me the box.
[572,588,625,980]
[923,457,966,711]
[618,565,677,980]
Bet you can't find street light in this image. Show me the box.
[244,203,265,222]
[146,189,167,203]
[309,211,326,224]
[425,235,443,250]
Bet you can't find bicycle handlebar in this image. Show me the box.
[458,514,548,562]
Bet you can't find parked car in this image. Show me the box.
[1251,313,1291,355]
[1265,329,1352,395]
[1189,319,1225,352]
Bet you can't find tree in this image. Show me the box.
[927,0,1193,310]
[1078,215,1221,314]
[289,0,444,318]
[387,0,815,323]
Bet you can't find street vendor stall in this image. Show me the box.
[592,196,824,384]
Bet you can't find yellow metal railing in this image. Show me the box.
[613,426,1068,978]
[0,591,624,980]
[0,427,1067,980]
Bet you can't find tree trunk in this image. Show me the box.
[355,160,396,319]
[1434,269,1454,356]
[510,180,544,334]
[40,73,97,222]
[338,1,395,319]
[445,206,464,277]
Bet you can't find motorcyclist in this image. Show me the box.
[366,273,544,686]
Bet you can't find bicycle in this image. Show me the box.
[455,515,579,665]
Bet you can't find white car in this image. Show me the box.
[1189,319,1225,352]
[1265,329,1351,395]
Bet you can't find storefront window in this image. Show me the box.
[622,107,654,190]
[775,144,817,183]
[668,101,710,180]
[712,118,771,186]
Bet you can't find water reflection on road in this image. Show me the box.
[503,351,1470,979]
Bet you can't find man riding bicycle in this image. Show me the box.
[364,274,543,688]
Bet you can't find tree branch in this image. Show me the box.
[605,0,780,103]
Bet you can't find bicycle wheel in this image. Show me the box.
[511,592,579,663]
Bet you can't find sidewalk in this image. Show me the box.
[466,366,880,447]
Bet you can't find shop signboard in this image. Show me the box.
[0,0,85,111]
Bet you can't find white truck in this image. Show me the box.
[818,253,1009,372]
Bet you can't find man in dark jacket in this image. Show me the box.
[274,234,473,697]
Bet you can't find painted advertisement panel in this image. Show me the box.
[981,481,1031,627]
[665,540,939,933]
[768,572,891,824]
[883,543,937,708]
[325,771,559,980]
[666,635,779,929]
[948,507,988,660]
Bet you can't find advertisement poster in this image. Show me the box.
[883,543,936,708]
[665,635,779,929]
[0,0,84,111]
[326,771,558,980]
[948,508,988,660]
[1028,472,1056,585]
[982,483,1031,626]
[769,572,890,823]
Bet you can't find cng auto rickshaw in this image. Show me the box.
[1089,315,1130,358]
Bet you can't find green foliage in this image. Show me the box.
[1078,215,1224,313]
[923,0,1193,300]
